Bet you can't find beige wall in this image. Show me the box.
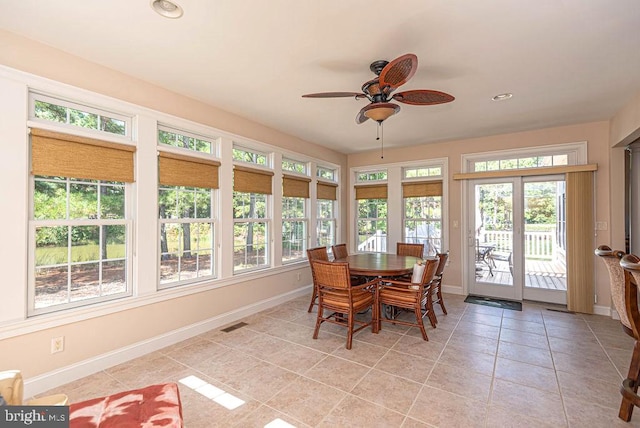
[0,31,343,382]
[348,121,614,307]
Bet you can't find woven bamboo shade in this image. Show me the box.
[31,128,135,182]
[317,181,338,200]
[234,165,274,194]
[159,151,221,189]
[355,184,388,199]
[283,174,311,198]
[402,181,443,198]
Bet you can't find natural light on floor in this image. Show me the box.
[264,418,296,428]
[179,375,245,410]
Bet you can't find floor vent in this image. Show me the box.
[221,322,248,333]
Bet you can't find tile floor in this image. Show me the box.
[39,293,640,427]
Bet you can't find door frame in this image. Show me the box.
[464,175,567,304]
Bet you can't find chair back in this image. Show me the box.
[307,246,329,262]
[312,259,351,290]
[417,257,439,287]
[434,251,449,277]
[332,244,349,259]
[595,245,630,330]
[620,254,640,340]
[397,242,424,258]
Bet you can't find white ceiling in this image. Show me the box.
[1,0,640,154]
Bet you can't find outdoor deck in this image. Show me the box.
[476,258,566,291]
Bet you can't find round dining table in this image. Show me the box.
[334,253,421,277]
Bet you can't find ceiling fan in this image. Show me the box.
[302,53,455,124]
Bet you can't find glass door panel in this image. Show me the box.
[469,180,520,300]
[522,179,567,304]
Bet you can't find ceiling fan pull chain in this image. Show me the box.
[380,122,384,159]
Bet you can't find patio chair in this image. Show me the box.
[306,246,329,312]
[618,253,640,422]
[396,242,424,258]
[377,257,439,340]
[311,259,378,349]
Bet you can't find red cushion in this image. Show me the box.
[69,383,183,427]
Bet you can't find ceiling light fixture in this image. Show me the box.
[151,0,183,18]
[362,103,401,159]
[492,93,513,101]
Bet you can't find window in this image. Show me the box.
[357,170,387,182]
[159,186,216,286]
[282,174,310,262]
[282,158,307,174]
[317,166,336,181]
[355,184,388,253]
[403,181,443,256]
[317,199,336,249]
[31,93,130,137]
[473,155,569,172]
[158,125,213,154]
[404,166,442,178]
[157,128,220,287]
[29,128,134,315]
[282,197,307,262]
[233,165,273,273]
[233,146,269,166]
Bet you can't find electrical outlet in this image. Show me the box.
[51,336,64,354]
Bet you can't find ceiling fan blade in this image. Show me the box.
[392,89,455,105]
[379,53,418,90]
[356,106,370,124]
[302,92,365,98]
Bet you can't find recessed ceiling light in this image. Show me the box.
[151,0,183,19]
[492,93,513,101]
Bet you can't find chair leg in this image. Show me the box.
[307,286,317,313]
[435,281,448,315]
[620,340,640,421]
[371,302,378,333]
[346,311,354,350]
[425,292,437,328]
[415,306,428,341]
[313,306,323,339]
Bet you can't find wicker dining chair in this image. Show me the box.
[306,246,329,312]
[311,259,378,349]
[396,242,425,258]
[377,257,439,340]
[618,253,640,422]
[332,243,349,259]
[427,251,450,324]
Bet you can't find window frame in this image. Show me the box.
[316,198,336,250]
[28,175,133,316]
[158,185,217,289]
[281,196,308,263]
[29,92,132,140]
[233,191,271,274]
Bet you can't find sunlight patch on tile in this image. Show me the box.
[179,375,246,410]
[265,418,296,428]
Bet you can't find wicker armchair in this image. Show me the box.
[377,257,439,340]
[306,246,329,312]
[396,242,425,258]
[332,243,349,259]
[311,259,378,349]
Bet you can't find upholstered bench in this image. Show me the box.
[69,382,183,427]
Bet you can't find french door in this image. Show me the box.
[467,176,567,305]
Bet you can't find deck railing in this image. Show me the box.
[482,229,557,260]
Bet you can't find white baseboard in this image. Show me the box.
[442,284,464,295]
[593,304,611,317]
[24,285,311,398]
